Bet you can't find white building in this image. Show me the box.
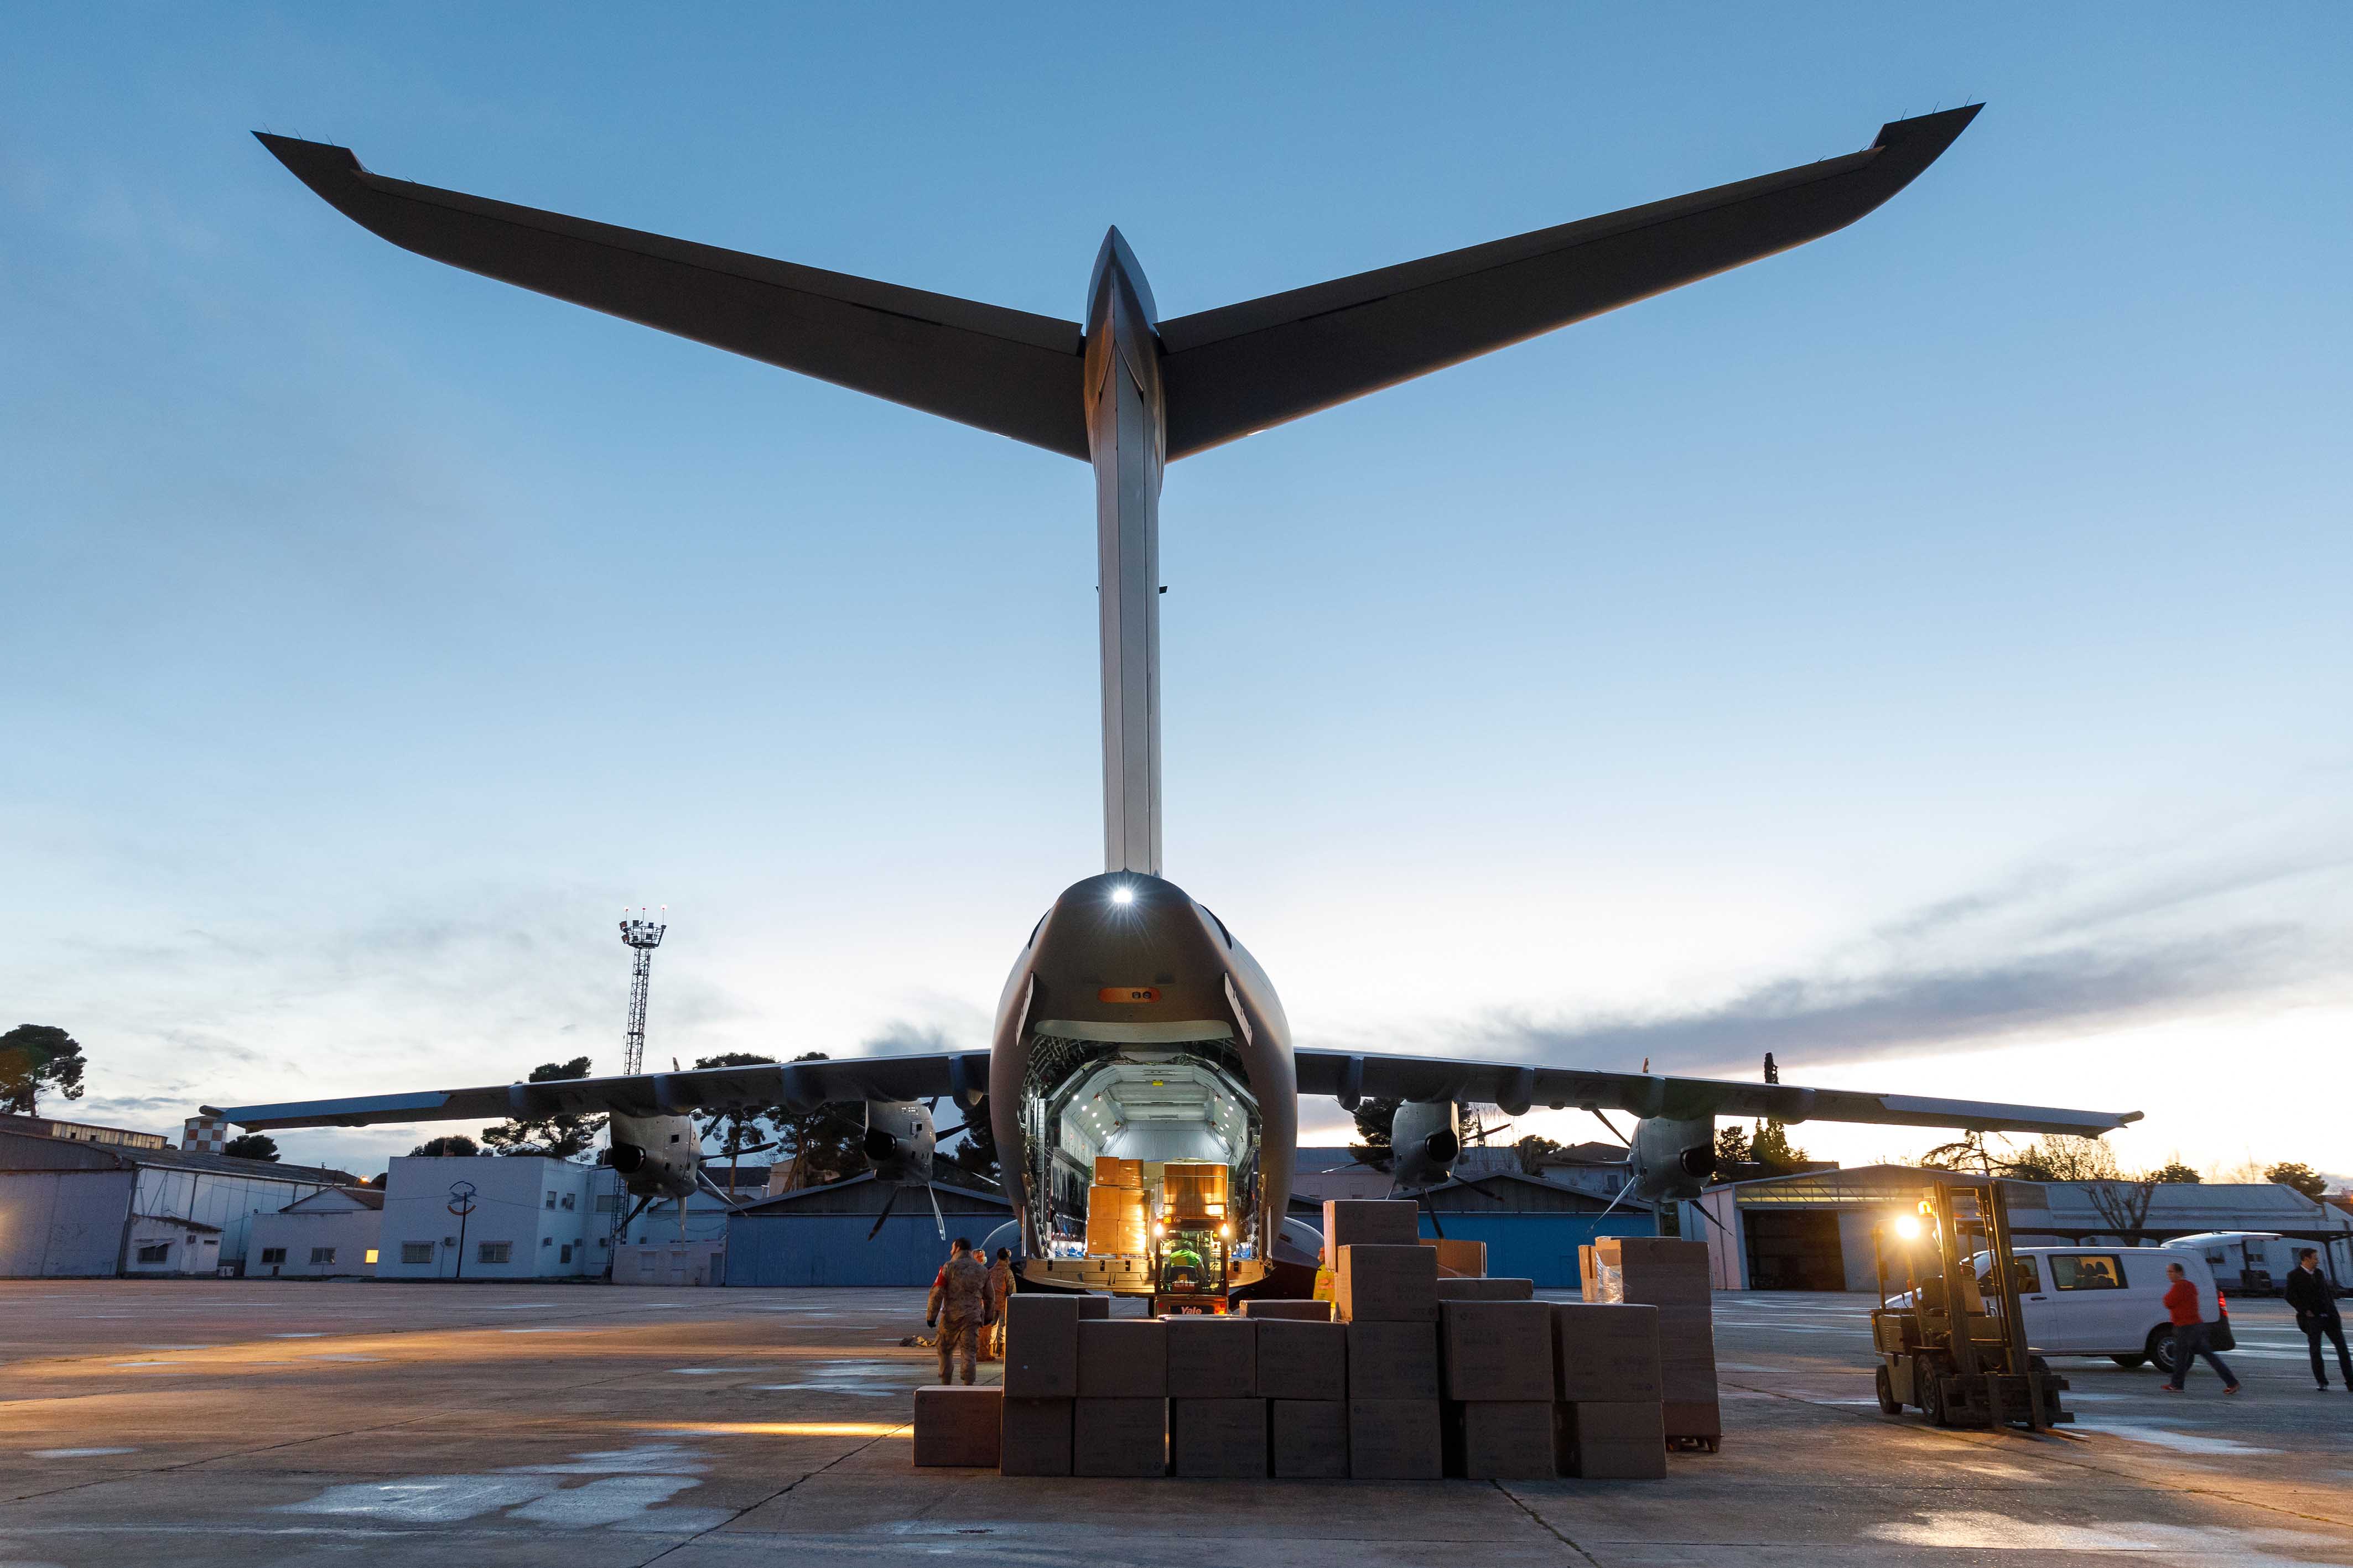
[377,1155,625,1280]
[246,1186,385,1278]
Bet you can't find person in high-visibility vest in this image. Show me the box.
[1312,1245,1334,1304]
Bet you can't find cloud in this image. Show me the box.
[1383,838,2352,1080]
[1467,923,2315,1077]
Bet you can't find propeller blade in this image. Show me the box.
[932,1122,971,1143]
[1690,1201,1732,1239]
[1597,1174,1637,1221]
[1593,1110,1633,1148]
[927,1181,946,1241]
[1420,1188,1445,1241]
[866,1185,901,1242]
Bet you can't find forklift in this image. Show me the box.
[1871,1178,2069,1431]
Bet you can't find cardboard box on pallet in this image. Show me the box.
[1593,1237,1712,1304]
[1655,1304,1718,1405]
[1003,1296,1081,1397]
[1336,1244,1438,1322]
[1078,1318,1167,1398]
[1439,1300,1554,1402]
[1578,1244,1598,1302]
[1085,1184,1147,1257]
[1346,1321,1439,1399]
[1442,1400,1556,1480]
[1092,1155,1142,1189]
[1073,1396,1166,1477]
[1076,1295,1111,1320]
[1271,1399,1349,1478]
[1255,1319,1347,1401]
[1436,1277,1534,1301]
[1552,1302,1661,1403]
[1348,1398,1442,1479]
[1000,1396,1074,1475]
[1163,1314,1256,1398]
[1239,1299,1333,1321]
[1323,1198,1421,1255]
[1555,1400,1666,1481]
[912,1385,1002,1467]
[1416,1237,1487,1277]
[1170,1397,1268,1477]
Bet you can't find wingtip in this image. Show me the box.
[252,131,365,185]
[1871,102,1983,153]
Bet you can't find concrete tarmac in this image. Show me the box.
[3,1280,2348,1566]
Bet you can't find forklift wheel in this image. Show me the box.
[1915,1358,1949,1427]
[1874,1362,1902,1415]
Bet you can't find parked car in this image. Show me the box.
[1973,1247,2227,1374]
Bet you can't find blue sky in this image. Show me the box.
[6,6,2347,1181]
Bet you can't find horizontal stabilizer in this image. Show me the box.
[1292,1045,2136,1138]
[1159,106,1980,458]
[254,133,1088,456]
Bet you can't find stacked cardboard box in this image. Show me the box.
[1322,1199,1421,1254]
[1084,1185,1146,1257]
[1418,1237,1488,1277]
[1334,1208,1443,1479]
[1093,1155,1142,1189]
[912,1385,1003,1467]
[1552,1301,1664,1479]
[1162,1161,1229,1222]
[1578,1244,1598,1301]
[1439,1299,1555,1478]
[1239,1299,1334,1321]
[1436,1277,1534,1301]
[1166,1316,1261,1476]
[1257,1318,1348,1476]
[1000,1295,1078,1475]
[1593,1237,1717,1444]
[1075,1317,1166,1477]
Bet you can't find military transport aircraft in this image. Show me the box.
[213,103,2142,1295]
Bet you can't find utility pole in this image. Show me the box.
[619,908,667,1077]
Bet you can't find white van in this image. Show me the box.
[1970,1246,2226,1374]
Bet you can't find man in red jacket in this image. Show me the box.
[2162,1260,2241,1395]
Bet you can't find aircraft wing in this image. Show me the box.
[254,134,1089,458]
[1291,1048,2138,1138]
[1159,106,1978,459]
[207,1050,990,1132]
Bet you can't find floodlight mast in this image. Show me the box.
[618,910,667,1078]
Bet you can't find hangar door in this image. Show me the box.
[1743,1209,1845,1291]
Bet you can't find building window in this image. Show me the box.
[478,1242,512,1264]
[401,1242,433,1264]
[310,1247,336,1265]
[363,1249,379,1264]
[561,1192,575,1210]
[137,1244,170,1264]
[545,1192,557,1208]
[595,1195,617,1213]
[559,1244,573,1263]
[259,1248,287,1265]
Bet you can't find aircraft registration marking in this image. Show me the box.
[1099,987,1160,1003]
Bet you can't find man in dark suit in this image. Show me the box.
[2286,1248,2351,1392]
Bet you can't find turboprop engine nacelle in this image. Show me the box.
[859,1100,936,1187]
[604,1110,699,1201]
[1389,1101,1463,1191]
[1625,1115,1717,1204]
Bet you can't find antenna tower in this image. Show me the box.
[619,908,667,1077]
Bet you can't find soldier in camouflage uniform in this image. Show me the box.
[926,1237,994,1385]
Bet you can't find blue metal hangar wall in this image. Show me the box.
[719,1167,1658,1289]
